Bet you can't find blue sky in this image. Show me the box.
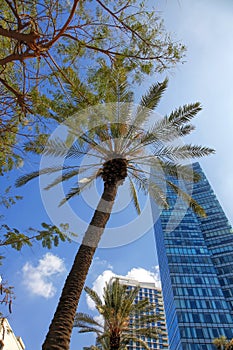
[2,1,233,349]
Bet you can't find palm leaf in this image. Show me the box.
[154,160,201,183]
[59,185,81,206]
[179,124,195,136]
[80,131,111,157]
[75,312,102,327]
[78,326,102,334]
[66,141,89,159]
[59,172,97,206]
[15,166,65,187]
[121,334,150,350]
[155,144,215,161]
[44,167,82,190]
[167,180,206,217]
[134,79,168,125]
[43,139,70,158]
[129,178,141,215]
[84,286,103,310]
[168,102,202,125]
[148,181,169,209]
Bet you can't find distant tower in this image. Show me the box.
[117,276,169,349]
[153,163,233,350]
[0,318,25,350]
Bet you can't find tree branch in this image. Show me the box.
[0,27,40,44]
[4,0,23,29]
[43,0,81,49]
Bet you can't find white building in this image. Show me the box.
[0,318,25,350]
[117,277,169,350]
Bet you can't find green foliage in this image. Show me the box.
[0,222,72,251]
[0,186,22,209]
[74,279,161,350]
[0,0,186,175]
[213,337,233,350]
[16,72,214,216]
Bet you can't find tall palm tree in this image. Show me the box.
[16,77,214,350]
[74,278,161,350]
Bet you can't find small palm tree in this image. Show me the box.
[213,336,228,350]
[16,76,214,350]
[74,279,161,350]
[226,339,233,350]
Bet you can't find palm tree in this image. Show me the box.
[213,336,228,350]
[226,339,233,350]
[16,77,214,350]
[74,278,161,350]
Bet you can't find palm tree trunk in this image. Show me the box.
[42,182,119,350]
[110,332,120,350]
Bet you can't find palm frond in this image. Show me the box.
[84,286,103,310]
[104,65,133,105]
[59,185,81,206]
[167,180,206,217]
[127,169,148,195]
[153,160,201,183]
[80,131,111,157]
[78,326,102,334]
[59,172,98,206]
[43,139,70,158]
[15,166,64,187]
[44,167,82,190]
[75,312,102,327]
[168,102,202,125]
[66,141,89,159]
[155,144,215,161]
[121,334,150,350]
[129,178,141,215]
[179,124,195,136]
[134,79,168,125]
[148,181,169,209]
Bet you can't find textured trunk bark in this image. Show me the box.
[110,332,120,350]
[42,182,118,350]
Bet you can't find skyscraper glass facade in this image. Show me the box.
[153,162,233,350]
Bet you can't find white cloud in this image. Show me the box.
[93,257,113,270]
[125,267,161,288]
[22,253,66,298]
[87,270,116,310]
[86,267,160,310]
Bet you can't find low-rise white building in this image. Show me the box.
[0,318,25,350]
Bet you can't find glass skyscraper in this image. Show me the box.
[153,162,233,350]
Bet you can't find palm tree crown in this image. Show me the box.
[74,278,161,350]
[17,78,213,216]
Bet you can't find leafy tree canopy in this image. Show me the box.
[0,0,185,174]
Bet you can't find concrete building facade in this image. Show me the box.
[0,318,25,350]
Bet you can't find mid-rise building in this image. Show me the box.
[0,318,25,350]
[153,162,233,350]
[117,277,169,349]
